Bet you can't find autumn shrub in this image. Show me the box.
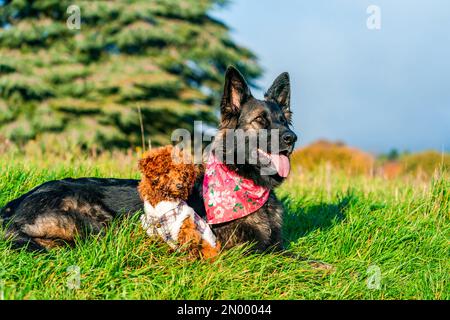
[290,140,375,176]
[399,151,450,177]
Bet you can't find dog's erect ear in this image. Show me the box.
[220,66,252,127]
[265,72,292,123]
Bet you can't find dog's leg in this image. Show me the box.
[3,210,79,252]
[5,230,47,252]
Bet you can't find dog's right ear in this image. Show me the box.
[220,66,252,128]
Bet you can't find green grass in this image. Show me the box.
[0,153,448,299]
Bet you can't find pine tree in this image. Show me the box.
[0,0,261,151]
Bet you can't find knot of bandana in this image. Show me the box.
[203,154,270,224]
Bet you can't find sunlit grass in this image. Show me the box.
[0,152,448,299]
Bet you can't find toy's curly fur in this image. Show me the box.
[138,145,220,260]
[138,145,200,206]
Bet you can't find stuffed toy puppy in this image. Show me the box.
[138,145,220,259]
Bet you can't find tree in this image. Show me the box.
[386,149,399,161]
[0,0,261,151]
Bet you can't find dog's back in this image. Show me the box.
[1,178,142,251]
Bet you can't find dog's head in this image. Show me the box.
[138,145,200,205]
[213,66,297,188]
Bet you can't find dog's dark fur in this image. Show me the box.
[189,67,297,251]
[0,67,296,253]
[0,178,142,251]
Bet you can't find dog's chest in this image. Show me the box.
[243,194,283,237]
[188,176,284,251]
[213,193,284,251]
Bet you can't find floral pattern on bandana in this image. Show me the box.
[203,153,270,224]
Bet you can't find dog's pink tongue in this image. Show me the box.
[268,154,290,177]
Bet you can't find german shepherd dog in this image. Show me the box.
[0,66,297,253]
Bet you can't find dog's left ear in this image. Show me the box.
[265,72,292,123]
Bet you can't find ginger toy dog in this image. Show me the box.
[138,145,220,259]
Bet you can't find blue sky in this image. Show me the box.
[213,0,450,153]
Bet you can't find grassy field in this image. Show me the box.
[0,151,448,300]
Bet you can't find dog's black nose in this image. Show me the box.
[176,183,183,189]
[282,132,297,146]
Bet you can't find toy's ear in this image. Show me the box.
[138,145,173,178]
[138,156,149,173]
[138,152,158,178]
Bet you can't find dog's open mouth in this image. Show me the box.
[257,149,291,177]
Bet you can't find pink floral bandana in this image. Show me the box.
[203,154,270,224]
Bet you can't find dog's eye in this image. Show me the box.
[254,116,266,126]
[278,114,285,123]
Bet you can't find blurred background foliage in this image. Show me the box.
[290,140,375,176]
[290,140,450,180]
[0,0,447,178]
[0,0,261,150]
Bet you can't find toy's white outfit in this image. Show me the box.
[140,200,217,249]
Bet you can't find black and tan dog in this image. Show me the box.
[0,178,142,251]
[0,66,297,253]
[189,66,297,252]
